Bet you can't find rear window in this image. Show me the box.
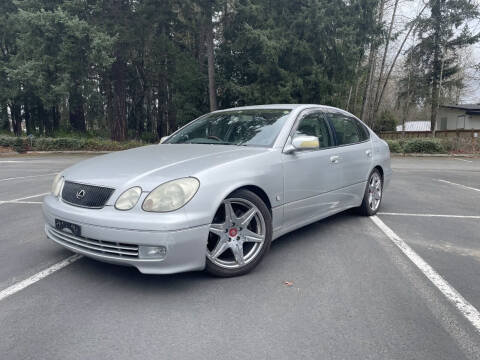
[326,113,369,145]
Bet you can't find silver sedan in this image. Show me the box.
[43,104,391,277]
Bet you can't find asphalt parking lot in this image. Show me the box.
[1,154,480,360]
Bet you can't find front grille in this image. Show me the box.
[47,226,139,259]
[61,181,114,208]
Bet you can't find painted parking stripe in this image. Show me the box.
[453,158,473,163]
[438,179,480,193]
[0,254,83,302]
[371,215,480,333]
[1,201,43,205]
[0,172,58,182]
[0,192,49,204]
[379,212,480,219]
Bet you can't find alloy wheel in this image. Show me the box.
[207,198,266,269]
[368,172,382,211]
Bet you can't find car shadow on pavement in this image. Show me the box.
[66,210,362,291]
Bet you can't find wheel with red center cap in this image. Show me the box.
[206,189,272,277]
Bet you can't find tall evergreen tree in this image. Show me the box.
[409,0,479,133]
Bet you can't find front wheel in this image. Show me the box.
[358,169,383,216]
[205,189,272,277]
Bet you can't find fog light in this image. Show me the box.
[139,245,167,259]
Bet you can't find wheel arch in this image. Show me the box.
[227,185,272,214]
[372,165,384,180]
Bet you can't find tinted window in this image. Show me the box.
[355,120,370,141]
[294,112,333,148]
[327,113,368,145]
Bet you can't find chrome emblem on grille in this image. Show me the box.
[76,189,86,199]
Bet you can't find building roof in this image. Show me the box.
[440,104,480,116]
[396,121,431,132]
[440,104,480,111]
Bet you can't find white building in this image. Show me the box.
[436,104,480,130]
[396,121,430,132]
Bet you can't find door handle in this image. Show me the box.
[366,149,372,158]
[330,155,340,164]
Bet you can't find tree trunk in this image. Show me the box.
[146,87,153,135]
[24,100,33,135]
[10,102,22,136]
[430,0,442,136]
[375,3,428,119]
[206,2,217,112]
[68,86,86,132]
[110,59,127,141]
[0,104,10,132]
[52,105,60,133]
[373,0,399,117]
[362,0,384,125]
[38,102,46,135]
[105,75,114,137]
[360,44,375,121]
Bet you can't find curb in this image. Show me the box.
[0,150,112,156]
[27,151,112,154]
[391,153,477,158]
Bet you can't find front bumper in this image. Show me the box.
[43,195,210,274]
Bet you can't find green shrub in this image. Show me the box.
[0,135,143,152]
[386,140,403,153]
[383,137,448,154]
[12,137,28,153]
[375,111,397,132]
[403,138,445,153]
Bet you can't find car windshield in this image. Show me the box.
[165,109,291,147]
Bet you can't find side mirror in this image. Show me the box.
[284,135,319,153]
[159,136,169,144]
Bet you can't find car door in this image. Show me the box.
[324,111,373,206]
[282,109,341,230]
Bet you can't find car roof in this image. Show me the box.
[214,104,321,112]
[213,104,359,120]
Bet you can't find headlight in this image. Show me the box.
[142,177,199,212]
[115,186,142,210]
[51,173,64,197]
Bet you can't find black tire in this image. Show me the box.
[358,168,383,216]
[205,189,272,277]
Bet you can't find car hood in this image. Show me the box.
[62,144,269,191]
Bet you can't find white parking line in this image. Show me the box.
[0,172,58,182]
[0,254,83,302]
[0,160,26,163]
[1,201,43,205]
[0,192,49,204]
[371,215,480,333]
[453,158,473,163]
[438,179,480,193]
[379,212,480,219]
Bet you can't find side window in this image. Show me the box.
[355,120,370,141]
[294,112,333,149]
[327,113,368,145]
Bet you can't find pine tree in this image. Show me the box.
[411,0,480,134]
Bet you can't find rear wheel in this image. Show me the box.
[358,169,383,216]
[205,189,272,277]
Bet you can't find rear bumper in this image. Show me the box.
[43,196,210,274]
